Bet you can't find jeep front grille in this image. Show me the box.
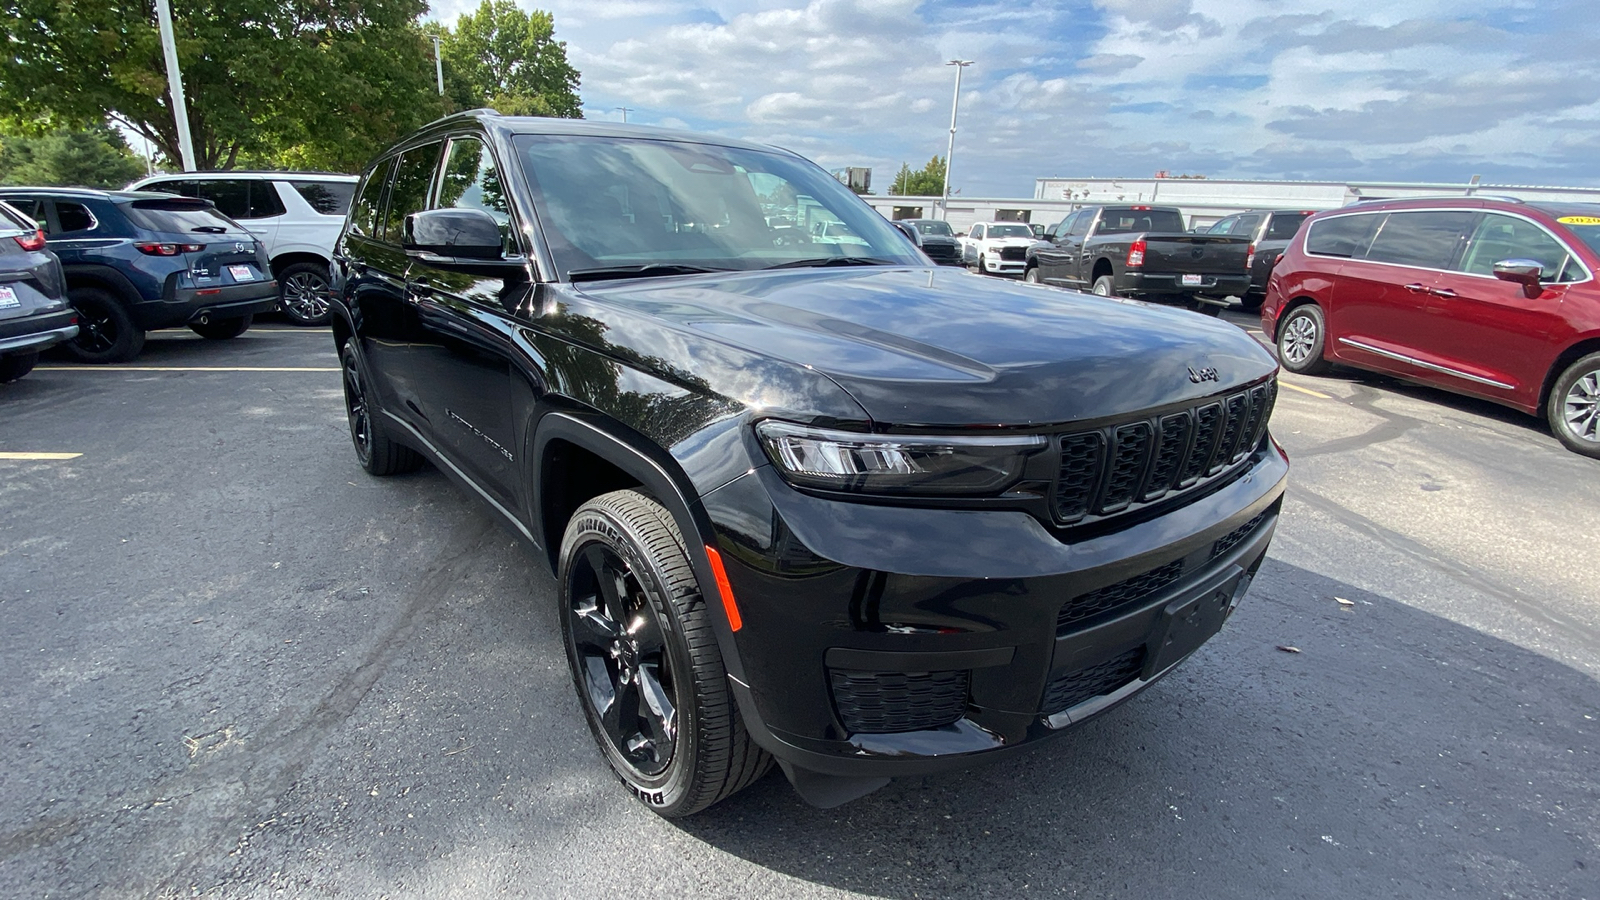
[1039,647,1145,715]
[828,669,969,734]
[1053,379,1275,527]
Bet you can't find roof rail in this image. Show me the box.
[1355,193,1525,204]
[418,107,502,130]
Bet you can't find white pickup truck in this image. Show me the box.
[958,222,1039,276]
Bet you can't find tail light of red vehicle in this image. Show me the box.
[1246,243,1256,269]
[135,242,206,256]
[13,229,46,252]
[1127,239,1146,268]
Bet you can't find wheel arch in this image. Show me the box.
[61,264,140,305]
[269,251,332,279]
[1273,295,1321,340]
[1091,257,1115,283]
[1540,335,1600,414]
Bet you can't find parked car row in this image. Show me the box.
[0,200,77,383]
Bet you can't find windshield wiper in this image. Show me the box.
[764,256,899,270]
[567,264,733,282]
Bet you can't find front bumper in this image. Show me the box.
[132,280,279,330]
[700,440,1288,778]
[0,309,78,355]
[980,254,1027,274]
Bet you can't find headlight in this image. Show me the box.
[755,421,1048,496]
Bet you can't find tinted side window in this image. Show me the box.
[248,182,286,219]
[292,181,356,216]
[55,201,98,234]
[6,198,46,222]
[1305,214,1381,258]
[195,181,251,220]
[1459,214,1579,283]
[1364,211,1477,269]
[1266,212,1313,241]
[140,179,194,197]
[1208,217,1237,235]
[350,159,393,238]
[382,143,443,243]
[436,137,513,252]
[1232,214,1262,238]
[1068,212,1093,238]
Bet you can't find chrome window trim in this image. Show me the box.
[1337,337,1515,390]
[1304,207,1594,286]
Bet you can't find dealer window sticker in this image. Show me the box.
[1556,216,1600,226]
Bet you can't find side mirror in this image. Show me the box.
[1493,258,1544,297]
[403,208,508,262]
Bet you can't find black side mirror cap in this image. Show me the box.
[403,208,507,261]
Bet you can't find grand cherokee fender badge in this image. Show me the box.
[1188,366,1219,383]
[446,409,514,461]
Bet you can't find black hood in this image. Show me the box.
[567,266,1277,428]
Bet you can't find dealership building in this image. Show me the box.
[862,177,1600,233]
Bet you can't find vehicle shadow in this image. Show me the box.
[676,557,1599,898]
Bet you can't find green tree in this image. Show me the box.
[439,1,583,119]
[0,126,147,189]
[0,1,446,172]
[888,156,947,197]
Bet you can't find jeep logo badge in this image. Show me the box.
[1188,366,1219,383]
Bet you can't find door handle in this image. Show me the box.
[1429,288,1457,299]
[1403,283,1429,293]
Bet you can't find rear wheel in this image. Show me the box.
[190,314,252,340]
[1276,303,1333,375]
[0,351,39,384]
[340,342,423,476]
[559,490,772,817]
[277,262,332,326]
[63,287,144,363]
[1548,352,1600,459]
[1238,293,1265,313]
[1092,275,1115,297]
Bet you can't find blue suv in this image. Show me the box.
[0,188,277,362]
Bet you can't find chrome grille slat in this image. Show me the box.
[1051,380,1276,527]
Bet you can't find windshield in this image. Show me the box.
[914,220,953,237]
[987,224,1034,238]
[511,135,923,278]
[1554,215,1600,258]
[1096,209,1185,235]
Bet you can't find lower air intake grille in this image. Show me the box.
[1057,560,1185,633]
[1040,647,1146,715]
[1212,510,1268,560]
[829,669,969,734]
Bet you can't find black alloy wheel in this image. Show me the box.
[559,490,771,817]
[340,343,422,476]
[63,287,144,363]
[277,262,332,326]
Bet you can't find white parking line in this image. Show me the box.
[0,452,82,460]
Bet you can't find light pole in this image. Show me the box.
[153,0,197,171]
[431,36,444,95]
[940,59,973,221]
[614,106,632,123]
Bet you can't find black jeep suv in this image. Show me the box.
[331,111,1288,816]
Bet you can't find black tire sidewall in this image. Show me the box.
[64,288,141,363]
[1277,304,1327,374]
[190,314,252,340]
[340,342,376,470]
[1548,352,1600,458]
[0,351,39,383]
[1023,267,1039,283]
[1093,275,1113,296]
[278,263,331,326]
[558,498,705,814]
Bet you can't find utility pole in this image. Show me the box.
[940,59,973,221]
[154,0,197,171]
[431,36,445,95]
[614,107,632,123]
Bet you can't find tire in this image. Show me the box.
[62,287,144,363]
[340,342,423,476]
[976,254,988,275]
[1023,267,1040,284]
[277,262,332,326]
[1092,275,1115,297]
[1238,293,1264,313]
[0,351,39,384]
[1548,351,1600,459]
[190,314,252,340]
[559,490,772,817]
[1276,303,1333,376]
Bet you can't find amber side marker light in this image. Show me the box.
[704,545,743,632]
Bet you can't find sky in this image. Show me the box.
[427,0,1600,198]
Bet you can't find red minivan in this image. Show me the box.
[1261,197,1600,458]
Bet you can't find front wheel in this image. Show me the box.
[190,314,252,340]
[559,490,772,817]
[1548,351,1600,459]
[277,262,332,326]
[1276,303,1333,375]
[340,342,423,476]
[1023,267,1040,283]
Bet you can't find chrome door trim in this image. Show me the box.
[1337,337,1515,390]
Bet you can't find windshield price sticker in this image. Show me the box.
[1557,216,1600,226]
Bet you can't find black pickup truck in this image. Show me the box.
[1024,205,1251,313]
[1203,209,1316,311]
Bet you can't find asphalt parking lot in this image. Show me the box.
[2,312,1597,899]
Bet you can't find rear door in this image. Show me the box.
[1329,209,1478,372]
[1418,212,1579,409]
